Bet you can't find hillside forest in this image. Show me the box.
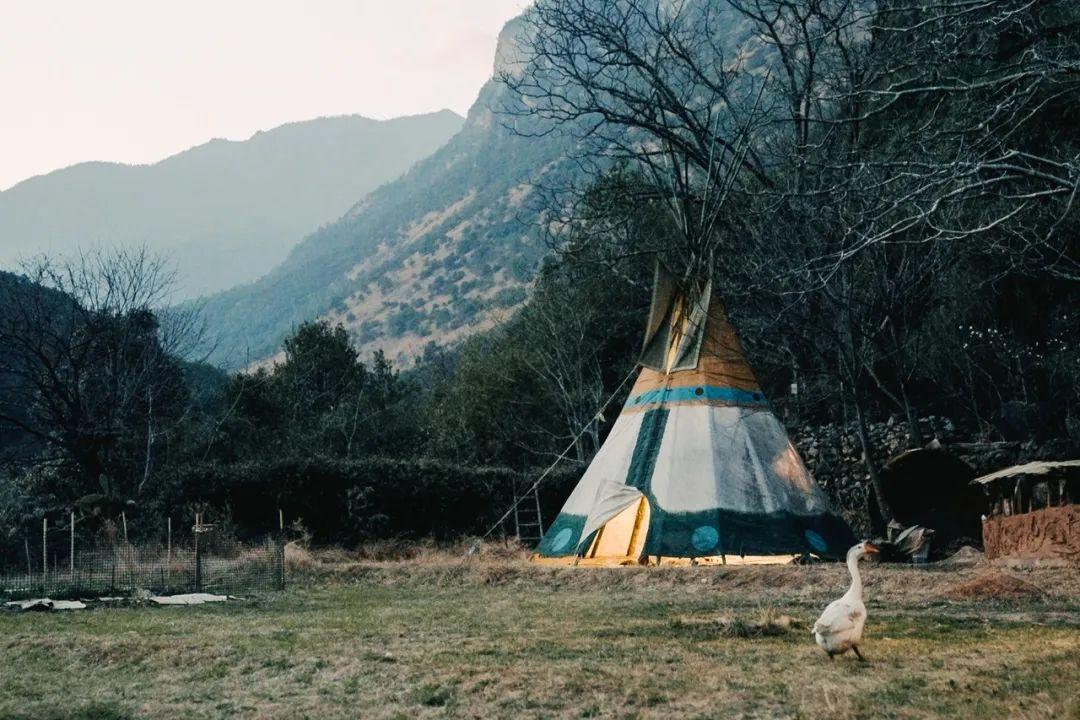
[1,0,1077,555]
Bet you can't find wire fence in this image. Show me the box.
[1,512,285,601]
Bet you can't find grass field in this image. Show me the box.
[1,549,1078,719]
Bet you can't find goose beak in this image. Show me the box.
[864,542,880,554]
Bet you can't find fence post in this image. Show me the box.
[69,512,75,583]
[166,517,172,589]
[278,509,286,590]
[194,513,202,592]
[41,517,47,596]
[24,537,31,595]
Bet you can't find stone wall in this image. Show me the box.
[790,416,959,536]
[788,414,1079,537]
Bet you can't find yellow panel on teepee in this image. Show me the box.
[577,496,650,566]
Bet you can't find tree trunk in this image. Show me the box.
[141,387,154,492]
[854,397,893,524]
[899,380,924,448]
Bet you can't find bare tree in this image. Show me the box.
[504,0,1079,522]
[0,247,201,501]
[741,0,1080,280]
[507,0,1079,277]
[513,272,610,461]
[504,0,780,280]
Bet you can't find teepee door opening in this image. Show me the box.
[581,496,651,566]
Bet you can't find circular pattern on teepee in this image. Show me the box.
[691,525,720,552]
[803,529,828,553]
[548,528,574,552]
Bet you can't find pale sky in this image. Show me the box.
[0,0,529,190]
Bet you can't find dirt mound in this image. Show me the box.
[937,545,985,566]
[941,571,1046,600]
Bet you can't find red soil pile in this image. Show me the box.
[982,505,1080,563]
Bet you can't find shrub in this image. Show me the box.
[156,456,583,545]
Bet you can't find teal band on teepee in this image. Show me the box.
[625,385,768,410]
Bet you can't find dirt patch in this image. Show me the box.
[939,545,985,566]
[941,571,1047,600]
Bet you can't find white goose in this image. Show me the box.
[813,541,879,661]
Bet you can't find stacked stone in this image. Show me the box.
[790,415,1078,535]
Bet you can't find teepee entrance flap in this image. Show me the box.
[582,494,651,563]
[579,481,646,548]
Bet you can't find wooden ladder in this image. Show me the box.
[513,485,545,548]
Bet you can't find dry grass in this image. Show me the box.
[291,542,1080,604]
[1,549,1078,719]
[940,571,1048,601]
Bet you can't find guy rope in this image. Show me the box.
[466,364,640,556]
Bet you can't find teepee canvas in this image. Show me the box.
[535,266,855,565]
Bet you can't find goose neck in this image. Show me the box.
[846,551,863,598]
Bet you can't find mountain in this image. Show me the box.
[200,17,586,368]
[0,111,464,299]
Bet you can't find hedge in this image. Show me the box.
[154,456,583,544]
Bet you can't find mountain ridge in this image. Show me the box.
[0,110,465,298]
[199,15,583,369]
[5,110,462,191]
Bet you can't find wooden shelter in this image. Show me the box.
[974,460,1080,563]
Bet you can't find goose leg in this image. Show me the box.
[853,646,866,662]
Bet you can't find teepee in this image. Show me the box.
[535,265,855,565]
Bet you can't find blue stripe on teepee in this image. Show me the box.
[625,385,768,409]
[624,408,668,491]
